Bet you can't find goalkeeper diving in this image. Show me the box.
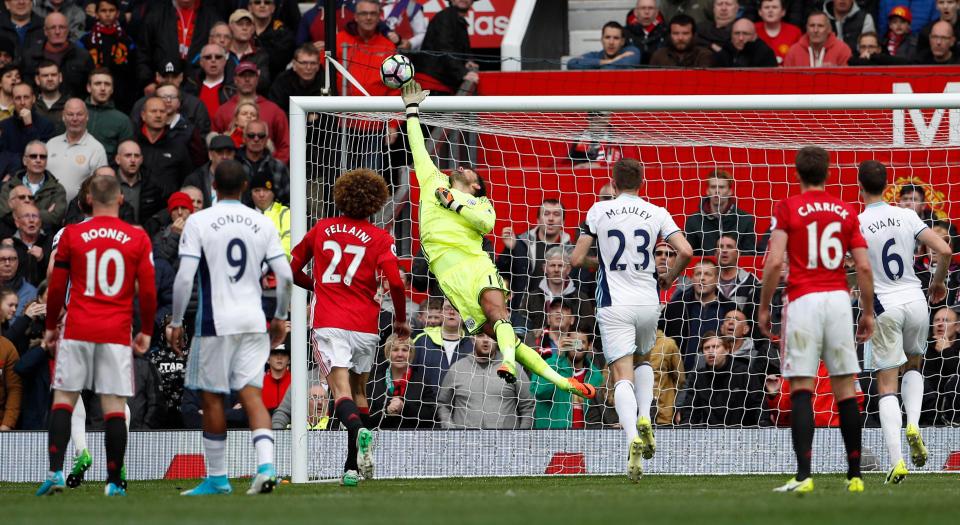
[401,81,596,400]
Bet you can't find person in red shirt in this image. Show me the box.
[756,0,802,64]
[37,173,157,496]
[765,361,866,427]
[759,146,874,493]
[336,0,399,97]
[290,168,410,486]
[262,341,291,412]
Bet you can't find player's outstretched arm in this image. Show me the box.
[758,230,787,340]
[267,255,293,348]
[134,244,158,354]
[402,81,445,196]
[570,233,598,270]
[168,255,199,354]
[440,192,495,235]
[918,227,953,303]
[851,246,875,343]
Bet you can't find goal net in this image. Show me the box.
[287,94,960,482]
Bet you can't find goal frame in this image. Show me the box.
[287,93,960,483]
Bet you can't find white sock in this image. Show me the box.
[614,380,639,443]
[251,428,274,468]
[634,364,654,422]
[203,433,227,477]
[878,395,903,465]
[71,397,87,455]
[901,370,923,428]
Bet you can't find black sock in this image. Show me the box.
[48,404,73,473]
[837,397,862,479]
[358,406,371,429]
[104,412,127,485]
[790,390,814,481]
[334,397,362,472]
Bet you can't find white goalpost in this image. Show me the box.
[287,94,960,484]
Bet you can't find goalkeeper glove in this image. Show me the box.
[435,187,463,213]
[402,81,428,118]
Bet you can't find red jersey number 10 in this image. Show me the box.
[84,248,126,297]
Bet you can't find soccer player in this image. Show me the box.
[400,81,596,400]
[570,158,692,482]
[857,160,950,483]
[167,160,292,496]
[36,174,157,497]
[759,146,875,494]
[290,168,411,487]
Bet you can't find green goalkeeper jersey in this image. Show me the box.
[407,115,496,277]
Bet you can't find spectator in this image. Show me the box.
[183,134,235,209]
[182,184,205,214]
[520,246,594,331]
[22,12,94,99]
[9,202,50,286]
[497,199,570,311]
[296,0,355,49]
[659,0,711,28]
[678,333,763,426]
[437,333,535,429]
[899,184,959,251]
[335,0,398,98]
[414,297,443,333]
[714,233,760,317]
[225,101,260,148]
[62,164,136,226]
[916,19,960,63]
[32,0,85,42]
[131,60,212,137]
[151,191,193,266]
[203,21,234,61]
[10,300,49,430]
[0,62,19,122]
[184,43,233,120]
[879,0,939,35]
[0,330,21,430]
[568,21,642,70]
[0,245,37,320]
[249,167,290,257]
[697,0,739,52]
[882,5,918,59]
[530,327,603,429]
[381,0,428,51]
[84,68,134,159]
[414,0,479,94]
[46,98,108,201]
[148,313,188,428]
[849,30,913,64]
[921,306,960,425]
[655,240,691,303]
[683,169,756,255]
[0,141,67,230]
[114,140,165,225]
[367,334,429,429]
[1,0,44,54]
[663,259,736,371]
[0,83,55,173]
[249,0,295,79]
[916,0,960,59]
[585,368,620,429]
[136,0,221,91]
[155,83,207,168]
[719,308,767,358]
[272,377,331,430]
[649,14,715,66]
[755,0,802,64]
[783,11,853,66]
[765,360,865,427]
[0,185,32,238]
[78,0,137,112]
[135,96,193,198]
[268,43,324,115]
[915,221,960,308]
[715,17,779,66]
[238,119,289,205]
[823,0,876,52]
[0,36,11,68]
[227,9,271,94]
[32,60,67,134]
[413,298,475,422]
[212,61,289,163]
[127,352,163,429]
[625,0,668,64]
[262,342,290,413]
[181,388,248,429]
[524,298,579,359]
[649,329,684,425]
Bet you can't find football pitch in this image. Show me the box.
[3,474,958,525]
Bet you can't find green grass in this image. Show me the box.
[3,474,958,525]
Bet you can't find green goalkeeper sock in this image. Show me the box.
[516,343,570,390]
[493,319,517,365]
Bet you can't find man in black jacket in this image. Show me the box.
[135,0,222,91]
[134,97,193,198]
[414,0,478,94]
[21,12,94,99]
[0,0,44,57]
[267,43,324,114]
[715,18,778,67]
[678,334,764,426]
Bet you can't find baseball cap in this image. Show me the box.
[888,5,912,24]
[235,61,259,75]
[157,60,183,76]
[208,134,236,152]
[229,9,254,24]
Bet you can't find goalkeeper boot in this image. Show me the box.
[180,475,232,496]
[846,477,865,493]
[636,416,656,460]
[104,483,126,497]
[627,438,644,483]
[885,459,908,485]
[905,424,928,467]
[66,448,92,488]
[246,464,277,495]
[567,378,597,400]
[36,471,66,496]
[773,477,814,493]
[496,360,517,384]
[356,428,375,480]
[340,470,360,487]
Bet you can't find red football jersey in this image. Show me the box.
[292,217,398,334]
[49,216,157,344]
[773,189,866,301]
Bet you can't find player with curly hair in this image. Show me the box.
[400,81,596,401]
[290,168,411,487]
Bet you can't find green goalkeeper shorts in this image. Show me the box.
[436,257,509,335]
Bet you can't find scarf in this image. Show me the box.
[386,367,411,397]
[88,21,127,48]
[886,31,905,56]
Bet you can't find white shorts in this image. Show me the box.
[312,327,379,377]
[52,339,134,397]
[864,299,928,371]
[185,333,270,393]
[596,305,659,364]
[782,290,860,378]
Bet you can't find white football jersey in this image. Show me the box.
[858,202,927,308]
[584,193,680,307]
[179,201,287,336]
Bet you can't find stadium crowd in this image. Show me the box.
[0,0,958,438]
